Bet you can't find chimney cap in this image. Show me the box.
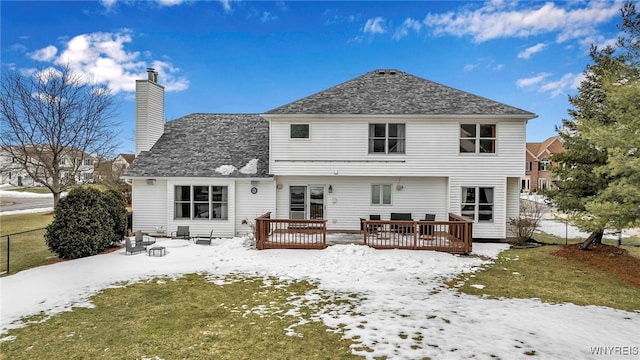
[146,68,158,82]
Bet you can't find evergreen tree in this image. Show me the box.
[547,1,639,247]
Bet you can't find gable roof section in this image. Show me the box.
[265,69,536,117]
[118,153,135,164]
[526,136,564,159]
[124,114,270,178]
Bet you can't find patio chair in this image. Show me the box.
[135,230,156,247]
[390,213,414,234]
[171,226,191,240]
[420,214,436,237]
[125,238,146,255]
[360,215,381,233]
[195,229,213,245]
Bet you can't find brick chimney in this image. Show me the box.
[135,68,164,156]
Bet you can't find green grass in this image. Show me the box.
[449,245,640,312]
[0,274,363,360]
[2,187,52,194]
[534,230,640,247]
[0,212,55,275]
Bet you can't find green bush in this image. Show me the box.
[45,187,126,259]
[102,188,128,246]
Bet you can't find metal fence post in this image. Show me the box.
[6,235,10,274]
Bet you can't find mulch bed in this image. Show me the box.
[552,243,640,288]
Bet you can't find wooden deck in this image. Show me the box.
[255,213,473,254]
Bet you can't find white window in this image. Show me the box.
[460,124,496,153]
[175,185,228,220]
[84,159,94,166]
[461,187,494,222]
[290,124,310,139]
[371,184,392,205]
[369,124,405,154]
[538,179,550,190]
[539,158,550,171]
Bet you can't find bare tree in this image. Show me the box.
[508,197,549,245]
[0,64,120,207]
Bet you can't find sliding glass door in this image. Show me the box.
[289,185,325,220]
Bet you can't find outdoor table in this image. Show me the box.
[148,246,166,257]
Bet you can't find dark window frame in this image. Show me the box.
[368,123,406,154]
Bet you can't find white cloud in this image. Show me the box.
[423,1,622,43]
[363,17,386,34]
[517,43,546,59]
[218,0,232,12]
[516,72,551,88]
[27,31,188,94]
[539,73,584,97]
[392,18,422,40]
[157,0,184,6]
[580,35,619,51]
[28,45,58,61]
[261,11,278,23]
[517,72,584,97]
[99,0,117,9]
[464,64,477,72]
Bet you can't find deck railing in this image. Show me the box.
[254,213,472,253]
[363,213,473,253]
[255,212,327,250]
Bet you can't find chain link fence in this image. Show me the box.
[0,228,52,275]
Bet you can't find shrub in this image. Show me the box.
[45,187,119,259]
[102,188,128,247]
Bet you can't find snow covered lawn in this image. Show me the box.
[1,237,638,359]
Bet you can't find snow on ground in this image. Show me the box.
[1,236,638,359]
[0,189,56,215]
[0,188,53,199]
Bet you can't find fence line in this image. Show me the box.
[1,227,47,275]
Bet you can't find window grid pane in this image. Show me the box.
[290,124,309,139]
[371,185,381,204]
[211,186,228,219]
[460,124,496,153]
[382,185,391,204]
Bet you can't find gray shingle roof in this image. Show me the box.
[124,114,270,178]
[265,69,535,116]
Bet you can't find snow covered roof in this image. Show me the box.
[265,69,536,117]
[124,114,270,178]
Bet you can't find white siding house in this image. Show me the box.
[125,69,536,240]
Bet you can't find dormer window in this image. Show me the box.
[290,124,310,139]
[369,123,405,154]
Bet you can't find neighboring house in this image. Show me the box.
[125,68,537,240]
[524,136,565,193]
[0,146,97,186]
[94,153,135,184]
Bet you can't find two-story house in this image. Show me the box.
[125,69,536,240]
[0,146,97,187]
[523,136,564,193]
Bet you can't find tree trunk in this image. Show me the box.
[579,231,604,250]
[53,192,61,209]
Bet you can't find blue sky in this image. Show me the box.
[1,0,626,155]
